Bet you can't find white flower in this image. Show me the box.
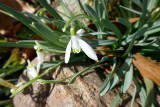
[34,45,45,63]
[36,50,45,64]
[34,44,45,73]
[27,60,38,78]
[65,28,98,63]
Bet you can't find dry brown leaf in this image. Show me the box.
[128,17,139,23]
[133,53,160,86]
[0,0,22,35]
[0,0,35,35]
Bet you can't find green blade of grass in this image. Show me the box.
[83,4,99,21]
[122,64,133,93]
[110,93,123,107]
[119,5,142,15]
[130,85,137,107]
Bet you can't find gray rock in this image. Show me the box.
[13,55,143,107]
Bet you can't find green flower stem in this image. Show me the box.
[10,61,63,98]
[62,14,94,32]
[68,57,108,84]
[37,76,72,84]
[68,62,105,84]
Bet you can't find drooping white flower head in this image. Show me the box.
[34,44,45,64]
[65,28,98,63]
[27,60,38,78]
[34,42,45,72]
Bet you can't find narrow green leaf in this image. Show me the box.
[0,78,15,88]
[99,56,132,96]
[122,0,132,17]
[68,62,103,84]
[99,59,121,96]
[90,40,116,47]
[123,26,148,57]
[0,99,12,106]
[119,5,142,15]
[38,42,65,53]
[101,19,122,41]
[118,5,128,18]
[95,1,106,19]
[110,93,123,107]
[144,78,154,107]
[145,27,160,35]
[147,0,158,12]
[100,0,108,18]
[122,64,133,93]
[109,57,132,91]
[80,32,115,36]
[117,17,131,30]
[138,0,148,27]
[83,4,99,20]
[42,61,63,69]
[133,76,147,107]
[62,14,93,32]
[32,22,66,48]
[23,12,43,23]
[37,76,70,84]
[0,41,35,48]
[0,65,24,78]
[139,86,147,107]
[59,0,73,17]
[130,85,137,107]
[94,0,99,15]
[132,0,143,8]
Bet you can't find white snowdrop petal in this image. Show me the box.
[15,82,23,87]
[34,45,38,50]
[76,29,85,35]
[71,36,80,53]
[36,62,41,73]
[65,40,72,63]
[27,60,37,78]
[10,88,14,93]
[78,38,98,61]
[37,51,45,63]
[27,67,37,78]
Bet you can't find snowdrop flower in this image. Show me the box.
[34,44,45,73]
[25,42,45,79]
[65,27,98,63]
[34,45,45,64]
[27,60,38,78]
[10,82,23,93]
